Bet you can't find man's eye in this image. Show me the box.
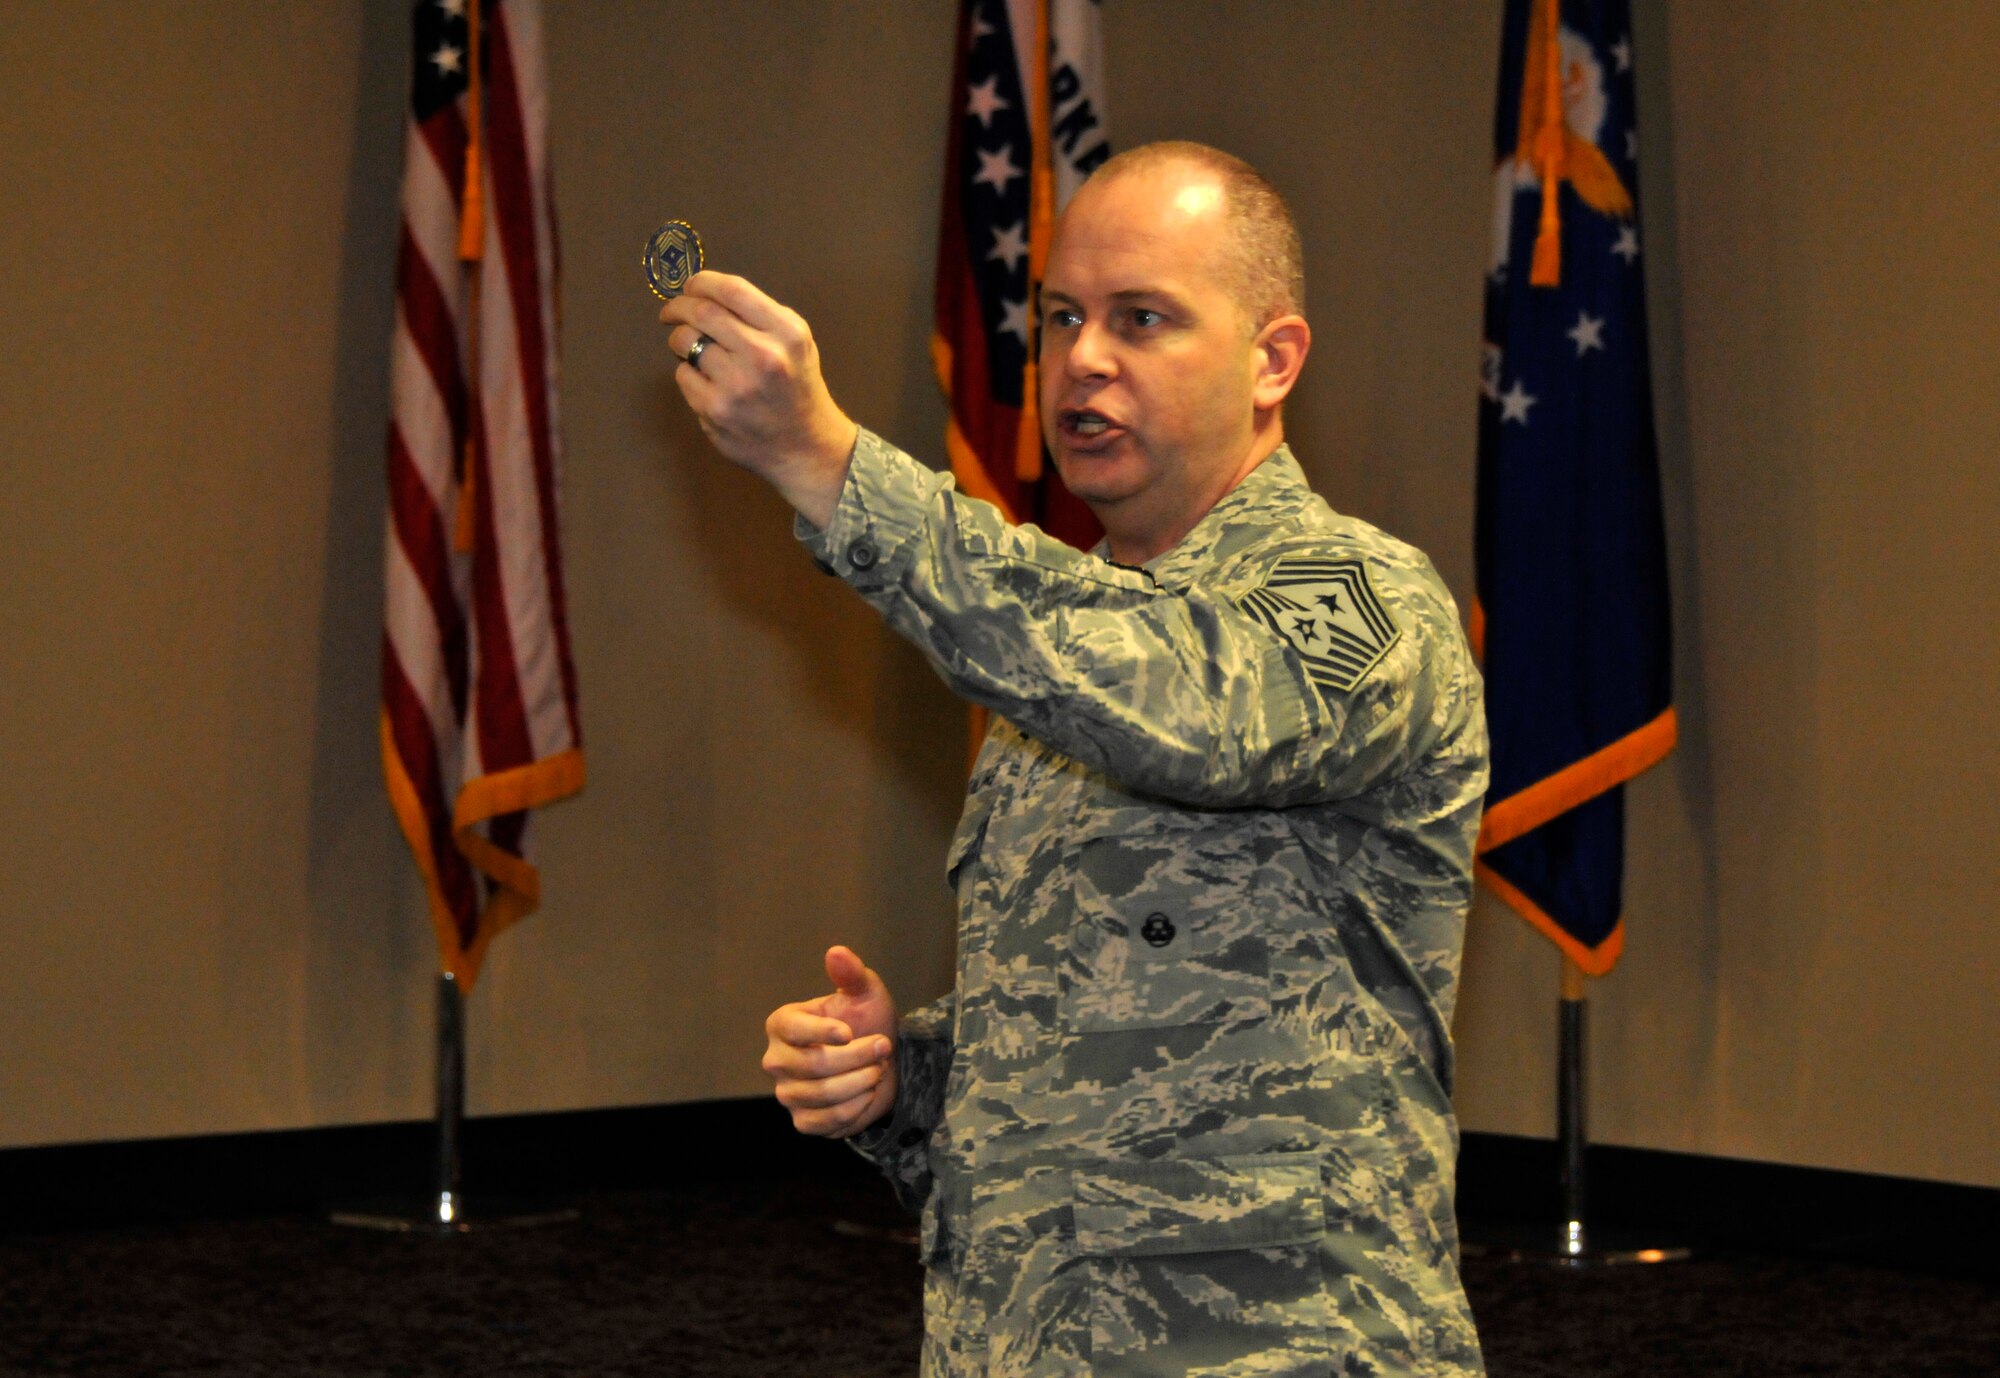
[1047,308,1081,329]
[1130,308,1163,328]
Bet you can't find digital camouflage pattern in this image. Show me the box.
[801,430,1489,1377]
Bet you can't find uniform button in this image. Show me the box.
[899,1127,928,1149]
[846,539,879,571]
[1141,913,1176,947]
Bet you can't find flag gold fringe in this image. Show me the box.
[1477,859,1625,977]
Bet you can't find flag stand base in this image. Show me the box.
[1463,1223,1693,1268]
[1465,960,1690,1268]
[329,972,579,1235]
[329,1195,579,1234]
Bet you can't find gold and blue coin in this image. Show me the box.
[643,219,703,300]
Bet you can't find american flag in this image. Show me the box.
[381,0,581,987]
[935,0,1110,549]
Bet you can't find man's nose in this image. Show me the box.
[1064,321,1116,380]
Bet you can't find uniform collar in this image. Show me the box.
[1121,445,1314,589]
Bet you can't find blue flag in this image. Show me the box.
[1475,0,1675,974]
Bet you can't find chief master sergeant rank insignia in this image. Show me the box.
[1238,556,1403,694]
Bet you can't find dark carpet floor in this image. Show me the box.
[1,1174,1993,1377]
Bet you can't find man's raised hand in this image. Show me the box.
[659,272,859,530]
[761,945,899,1138]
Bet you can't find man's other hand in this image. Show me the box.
[659,272,859,530]
[761,945,898,1138]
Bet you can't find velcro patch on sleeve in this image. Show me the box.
[1237,557,1402,694]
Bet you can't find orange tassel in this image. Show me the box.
[1528,0,1566,286]
[457,0,484,265]
[1017,0,1054,483]
[453,0,483,554]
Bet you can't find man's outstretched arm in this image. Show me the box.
[658,273,1471,813]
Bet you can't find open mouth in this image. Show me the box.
[1058,407,1124,444]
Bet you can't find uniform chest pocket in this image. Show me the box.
[1062,815,1273,1034]
[944,788,996,896]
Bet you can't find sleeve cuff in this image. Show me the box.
[844,1032,938,1168]
[794,427,948,589]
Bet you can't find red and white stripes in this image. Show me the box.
[382,0,580,985]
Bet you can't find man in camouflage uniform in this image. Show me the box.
[664,142,1487,1376]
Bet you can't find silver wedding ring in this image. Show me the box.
[684,334,713,371]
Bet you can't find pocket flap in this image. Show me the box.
[1073,1153,1323,1258]
[944,791,996,889]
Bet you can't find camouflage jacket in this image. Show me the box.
[800,430,1489,1377]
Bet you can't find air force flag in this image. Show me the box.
[1474,0,1676,974]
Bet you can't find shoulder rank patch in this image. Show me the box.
[1237,557,1402,694]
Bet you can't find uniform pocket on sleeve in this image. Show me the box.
[1073,1153,1331,1377]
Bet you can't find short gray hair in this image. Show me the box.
[1085,140,1306,329]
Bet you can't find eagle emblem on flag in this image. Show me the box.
[1238,557,1401,694]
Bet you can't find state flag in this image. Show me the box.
[934,0,1110,549]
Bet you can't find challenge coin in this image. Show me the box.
[643,220,704,300]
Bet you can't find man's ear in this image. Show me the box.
[1252,315,1311,411]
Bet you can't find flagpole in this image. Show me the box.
[1477,955,1690,1266]
[432,971,466,1224]
[1557,957,1589,1257]
[329,972,579,1234]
